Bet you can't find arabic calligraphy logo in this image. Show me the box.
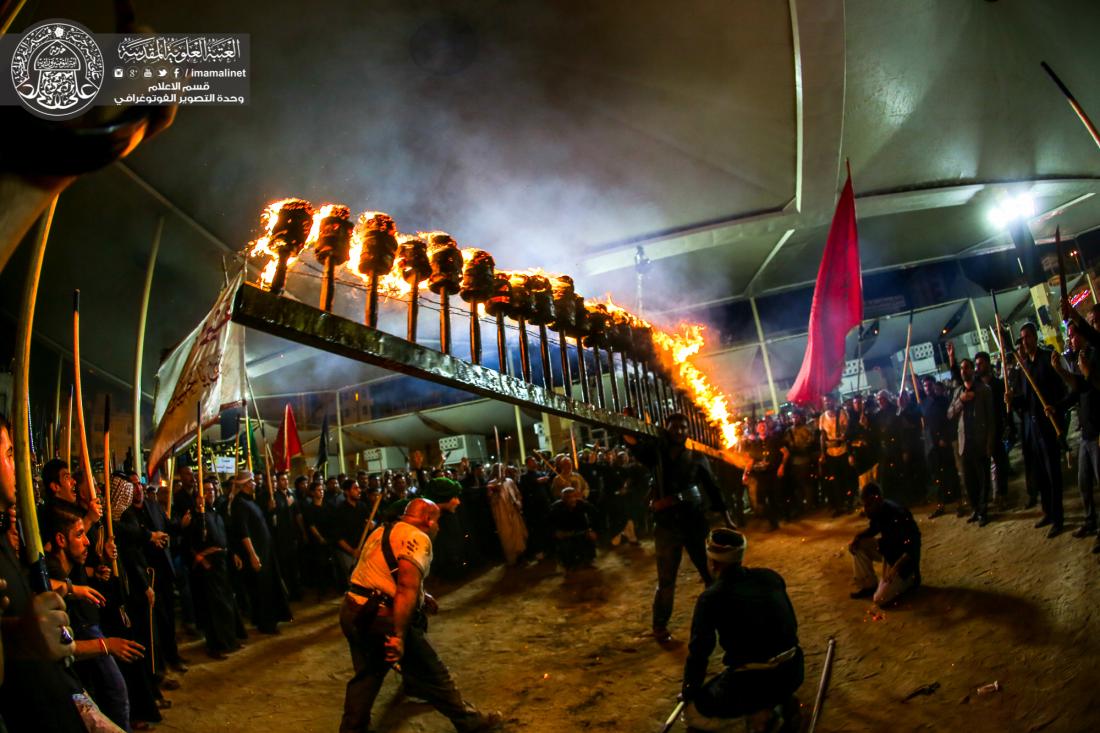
[11,20,103,119]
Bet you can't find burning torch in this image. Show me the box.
[313,205,353,313]
[266,199,314,296]
[396,235,431,342]
[427,233,463,355]
[355,212,399,329]
[460,249,496,365]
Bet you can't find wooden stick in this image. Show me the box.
[493,426,503,482]
[899,311,914,396]
[195,402,206,515]
[65,385,73,468]
[533,450,564,480]
[103,395,119,577]
[1041,62,1100,151]
[355,490,385,554]
[1014,349,1062,436]
[908,358,921,404]
[165,455,175,520]
[13,197,57,594]
[808,637,837,733]
[72,290,96,508]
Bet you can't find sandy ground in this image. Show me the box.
[157,475,1100,733]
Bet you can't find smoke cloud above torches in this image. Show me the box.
[247,199,740,448]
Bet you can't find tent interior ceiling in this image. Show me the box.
[4,0,1100,404]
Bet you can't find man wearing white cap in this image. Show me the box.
[228,471,290,634]
[680,528,803,732]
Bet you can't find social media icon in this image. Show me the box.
[113,68,123,78]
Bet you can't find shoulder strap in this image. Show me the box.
[380,523,400,577]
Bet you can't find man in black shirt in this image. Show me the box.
[849,483,922,606]
[625,413,727,644]
[1050,319,1100,547]
[680,528,802,732]
[334,480,370,584]
[229,471,291,634]
[921,376,961,518]
[0,416,86,733]
[1007,323,1067,536]
[548,488,597,569]
[517,457,553,560]
[132,473,185,674]
[44,505,145,730]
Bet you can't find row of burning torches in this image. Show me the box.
[249,199,735,448]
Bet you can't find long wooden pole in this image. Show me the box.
[132,217,163,478]
[53,356,62,456]
[1015,346,1062,436]
[808,637,838,733]
[990,292,1012,416]
[165,455,175,520]
[65,385,73,468]
[103,395,119,577]
[195,401,206,515]
[12,196,57,593]
[355,491,385,554]
[1041,62,1100,151]
[899,311,914,395]
[72,290,96,508]
[335,390,346,474]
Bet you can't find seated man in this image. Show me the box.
[681,528,803,733]
[548,488,597,570]
[849,483,922,605]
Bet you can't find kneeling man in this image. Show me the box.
[681,528,803,732]
[849,483,922,605]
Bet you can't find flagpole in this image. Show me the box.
[72,290,97,508]
[899,310,914,396]
[1041,62,1100,150]
[13,196,58,596]
[335,390,346,475]
[284,404,290,474]
[132,217,163,478]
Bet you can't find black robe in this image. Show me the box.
[230,493,291,633]
[187,509,245,652]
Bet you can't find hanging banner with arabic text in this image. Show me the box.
[147,273,244,475]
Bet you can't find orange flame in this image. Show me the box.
[587,295,739,448]
[248,198,298,286]
[247,200,740,448]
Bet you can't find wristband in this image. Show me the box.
[99,638,109,657]
[65,578,74,597]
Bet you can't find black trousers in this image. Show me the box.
[694,649,805,719]
[652,506,710,631]
[821,454,852,510]
[927,442,960,505]
[338,597,483,733]
[960,446,991,516]
[1023,417,1063,526]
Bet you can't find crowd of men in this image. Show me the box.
[4,305,1100,732]
[737,305,1100,554]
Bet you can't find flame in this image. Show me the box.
[587,294,739,449]
[247,200,740,448]
[248,198,297,286]
[343,214,418,299]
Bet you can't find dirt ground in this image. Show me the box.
[158,474,1100,733]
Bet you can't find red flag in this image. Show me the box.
[272,403,303,472]
[787,170,862,405]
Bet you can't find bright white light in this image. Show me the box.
[988,193,1036,228]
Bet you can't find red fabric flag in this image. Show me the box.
[787,171,862,405]
[272,403,303,472]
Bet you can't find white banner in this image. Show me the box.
[147,273,245,475]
